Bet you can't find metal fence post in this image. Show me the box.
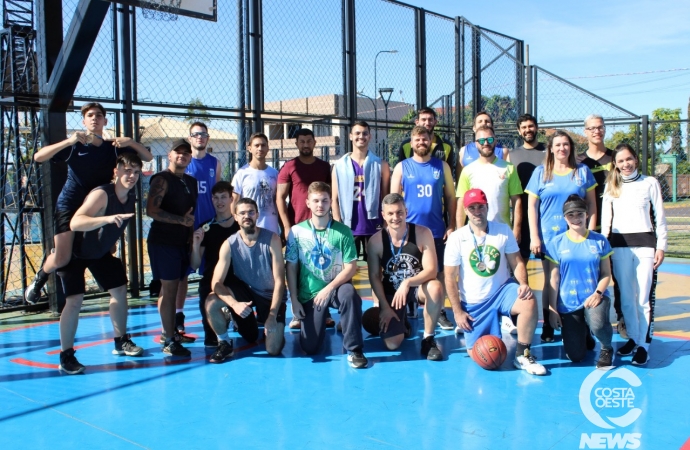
[641,115,649,175]
[415,8,426,110]
[471,26,481,114]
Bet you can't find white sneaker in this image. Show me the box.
[514,349,547,375]
[501,316,518,335]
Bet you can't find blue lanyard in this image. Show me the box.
[469,223,489,262]
[388,226,408,267]
[310,218,332,257]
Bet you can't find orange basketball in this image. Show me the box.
[471,335,507,370]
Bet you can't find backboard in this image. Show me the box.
[100,0,217,22]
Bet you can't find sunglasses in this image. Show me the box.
[190,132,210,139]
[476,137,495,145]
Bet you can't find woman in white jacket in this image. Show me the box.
[601,144,667,366]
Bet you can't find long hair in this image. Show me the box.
[543,130,577,182]
[604,143,639,198]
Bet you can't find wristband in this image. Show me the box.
[595,290,603,296]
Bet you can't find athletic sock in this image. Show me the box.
[176,308,184,314]
[217,332,230,343]
[516,341,531,357]
[423,332,434,339]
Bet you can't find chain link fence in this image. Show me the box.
[2,0,689,310]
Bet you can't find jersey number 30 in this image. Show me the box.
[417,184,432,197]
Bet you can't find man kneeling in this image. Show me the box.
[206,198,286,363]
[57,154,144,374]
[367,193,444,360]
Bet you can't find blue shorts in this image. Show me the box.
[148,242,189,281]
[463,279,518,349]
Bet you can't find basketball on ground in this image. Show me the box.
[471,335,507,370]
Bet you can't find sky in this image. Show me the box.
[404,0,690,118]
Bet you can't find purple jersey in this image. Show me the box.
[350,159,381,236]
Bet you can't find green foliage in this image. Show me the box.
[185,97,209,123]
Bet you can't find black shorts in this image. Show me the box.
[54,209,76,235]
[434,237,445,272]
[148,242,189,281]
[227,276,286,324]
[57,253,127,297]
[380,288,418,339]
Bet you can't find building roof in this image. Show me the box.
[138,116,237,141]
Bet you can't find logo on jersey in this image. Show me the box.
[497,168,507,180]
[385,254,422,289]
[210,169,215,178]
[589,245,598,255]
[469,244,500,277]
[432,169,441,180]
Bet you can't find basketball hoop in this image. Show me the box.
[140,0,182,21]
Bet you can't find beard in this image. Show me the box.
[298,147,314,157]
[241,222,256,234]
[478,146,495,158]
[413,145,431,157]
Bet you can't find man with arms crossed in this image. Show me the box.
[367,193,444,360]
[286,182,367,368]
[391,125,456,329]
[277,129,333,330]
[332,120,390,261]
[57,153,144,374]
[146,139,198,357]
[444,189,546,375]
[205,198,286,363]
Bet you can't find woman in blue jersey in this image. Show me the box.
[545,195,614,368]
[526,130,597,342]
[601,144,667,366]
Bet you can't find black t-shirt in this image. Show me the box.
[53,141,134,211]
[147,171,198,247]
[508,143,547,250]
[199,220,240,290]
[576,148,613,229]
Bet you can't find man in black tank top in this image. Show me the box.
[55,154,144,374]
[366,193,445,361]
[146,139,198,357]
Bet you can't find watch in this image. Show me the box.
[595,290,603,296]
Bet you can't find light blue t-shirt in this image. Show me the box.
[545,230,613,314]
[525,164,596,245]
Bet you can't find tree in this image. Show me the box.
[185,97,209,123]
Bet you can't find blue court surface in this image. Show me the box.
[2,265,690,449]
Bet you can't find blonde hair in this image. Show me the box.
[604,143,638,198]
[543,130,577,182]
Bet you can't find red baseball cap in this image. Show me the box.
[463,188,488,208]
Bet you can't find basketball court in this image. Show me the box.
[2,259,689,449]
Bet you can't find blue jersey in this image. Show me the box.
[400,157,446,238]
[185,153,218,229]
[462,141,504,167]
[545,231,613,314]
[53,142,134,211]
[525,164,596,245]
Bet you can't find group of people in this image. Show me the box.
[26,102,667,376]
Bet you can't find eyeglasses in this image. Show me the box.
[585,126,606,133]
[190,132,210,139]
[476,137,495,145]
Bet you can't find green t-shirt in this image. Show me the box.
[285,219,357,303]
[456,158,522,225]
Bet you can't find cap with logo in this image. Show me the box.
[463,188,488,208]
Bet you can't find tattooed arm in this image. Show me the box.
[146,175,194,226]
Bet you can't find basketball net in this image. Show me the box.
[140,0,182,21]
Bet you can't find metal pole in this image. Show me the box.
[641,115,649,175]
[237,0,246,160]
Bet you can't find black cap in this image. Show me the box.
[170,139,192,153]
[562,195,587,215]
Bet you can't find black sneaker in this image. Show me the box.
[175,312,186,334]
[632,347,649,366]
[163,340,191,357]
[437,310,454,330]
[541,326,555,343]
[209,340,234,363]
[59,348,85,374]
[160,332,196,344]
[204,337,219,348]
[421,336,442,361]
[347,350,368,369]
[596,347,614,369]
[617,339,637,356]
[112,334,144,356]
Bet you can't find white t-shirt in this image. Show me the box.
[444,220,519,304]
[231,164,280,235]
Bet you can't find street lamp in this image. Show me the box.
[374,49,398,144]
[378,87,394,156]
